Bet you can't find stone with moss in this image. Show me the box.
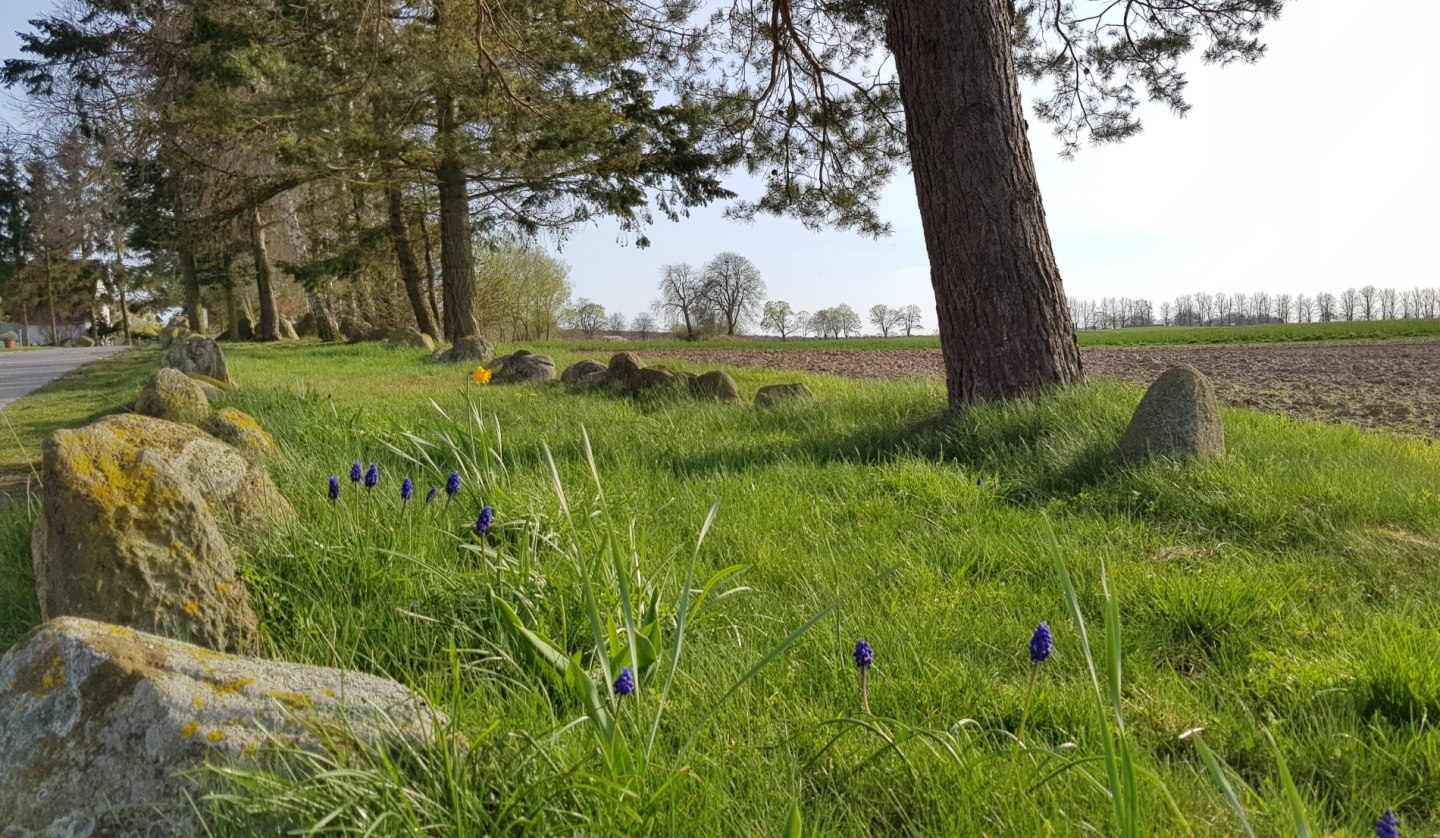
[385,327,436,351]
[560,359,609,386]
[607,351,646,389]
[0,617,446,835]
[162,335,230,384]
[32,414,295,652]
[1117,365,1225,462]
[754,382,814,409]
[432,335,495,363]
[206,407,276,457]
[135,368,212,426]
[690,370,743,404]
[490,350,555,384]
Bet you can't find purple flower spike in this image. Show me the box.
[364,463,378,490]
[1030,622,1053,664]
[613,667,636,696]
[1376,809,1400,838]
[328,475,340,501]
[853,639,873,670]
[350,462,362,483]
[401,477,414,502]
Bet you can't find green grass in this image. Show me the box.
[2,340,1439,835]
[586,318,1440,351]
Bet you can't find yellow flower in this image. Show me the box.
[472,366,492,385]
[529,392,537,398]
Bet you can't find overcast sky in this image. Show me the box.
[4,0,1437,327]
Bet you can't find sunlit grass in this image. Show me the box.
[1,339,1436,834]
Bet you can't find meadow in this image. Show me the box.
[2,340,1438,835]
[588,318,1440,351]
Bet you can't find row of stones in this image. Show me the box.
[0,336,441,836]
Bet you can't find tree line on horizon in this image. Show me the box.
[1068,286,1440,330]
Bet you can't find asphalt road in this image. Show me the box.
[0,346,131,409]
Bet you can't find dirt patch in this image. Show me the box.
[632,342,1440,437]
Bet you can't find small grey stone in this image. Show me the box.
[754,383,814,409]
[1117,364,1225,462]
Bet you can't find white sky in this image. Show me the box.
[5,0,1438,327]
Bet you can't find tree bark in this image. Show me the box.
[248,205,280,341]
[178,235,202,330]
[436,93,479,342]
[417,186,442,329]
[387,181,442,340]
[44,248,58,346]
[20,301,29,346]
[887,0,1082,407]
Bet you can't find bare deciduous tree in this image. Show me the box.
[655,263,709,340]
[700,252,765,335]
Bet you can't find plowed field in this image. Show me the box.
[631,342,1440,437]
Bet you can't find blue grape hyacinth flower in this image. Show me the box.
[401,477,414,504]
[475,505,494,537]
[328,475,340,502]
[853,640,874,670]
[350,462,362,483]
[1376,809,1400,838]
[426,486,439,504]
[1030,622,1053,664]
[445,470,461,499]
[613,667,636,696]
[364,463,378,491]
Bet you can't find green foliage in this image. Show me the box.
[2,343,1437,833]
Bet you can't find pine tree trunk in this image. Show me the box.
[417,186,442,329]
[248,206,280,341]
[225,282,240,341]
[20,301,29,346]
[436,93,478,342]
[887,0,1082,407]
[178,236,202,330]
[386,181,441,340]
[44,248,58,346]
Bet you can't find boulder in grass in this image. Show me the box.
[294,312,317,337]
[607,351,646,389]
[237,316,255,341]
[560,359,609,386]
[690,370,742,404]
[1117,365,1226,462]
[433,335,496,364]
[158,326,188,349]
[206,407,276,457]
[136,368,212,426]
[754,382,814,409]
[630,366,684,394]
[338,316,372,343]
[385,327,436,352]
[166,314,190,330]
[0,617,445,836]
[490,350,556,384]
[162,335,230,385]
[280,317,301,341]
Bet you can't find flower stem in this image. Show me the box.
[861,668,870,715]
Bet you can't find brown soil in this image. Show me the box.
[631,342,1440,437]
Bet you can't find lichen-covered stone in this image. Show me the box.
[0,617,446,836]
[690,370,742,404]
[294,312,317,337]
[280,317,300,341]
[384,327,436,351]
[158,326,188,349]
[1118,365,1226,462]
[205,407,275,457]
[162,335,230,385]
[607,351,645,389]
[135,368,212,426]
[187,372,235,393]
[560,359,609,386]
[490,351,555,384]
[32,414,294,652]
[433,335,495,364]
[754,383,814,409]
[630,366,683,394]
[338,317,372,343]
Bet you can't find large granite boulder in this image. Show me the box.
[294,312,317,337]
[1118,365,1226,462]
[31,414,295,652]
[0,617,445,836]
[280,317,300,341]
[490,350,555,384]
[560,359,609,386]
[338,316,372,343]
[630,366,684,394]
[162,335,230,385]
[433,335,496,364]
[385,327,436,352]
[607,351,645,389]
[690,370,743,404]
[754,383,814,409]
[205,407,276,457]
[135,368,212,426]
[157,326,188,349]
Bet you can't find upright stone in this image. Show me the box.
[162,335,230,385]
[433,335,495,363]
[31,414,295,652]
[0,617,445,836]
[690,370,743,404]
[280,317,301,341]
[1117,365,1226,462]
[135,367,212,425]
[607,351,646,389]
